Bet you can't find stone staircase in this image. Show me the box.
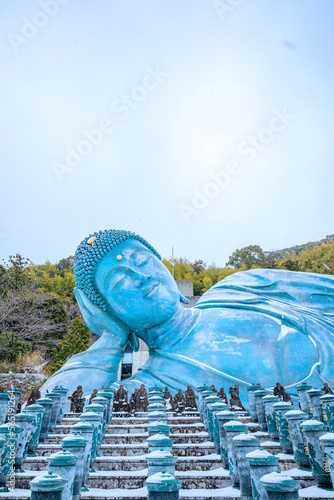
[2,411,333,500]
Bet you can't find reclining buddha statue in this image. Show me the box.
[41,229,334,407]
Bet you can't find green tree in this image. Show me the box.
[226,245,268,269]
[51,317,89,373]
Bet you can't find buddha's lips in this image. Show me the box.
[143,282,159,298]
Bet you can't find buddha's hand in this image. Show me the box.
[39,288,132,396]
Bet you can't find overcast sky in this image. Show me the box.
[1,0,334,267]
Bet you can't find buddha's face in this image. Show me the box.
[94,239,180,332]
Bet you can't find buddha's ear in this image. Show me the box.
[129,332,140,352]
[179,292,190,304]
[74,287,124,337]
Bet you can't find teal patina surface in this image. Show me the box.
[41,229,334,406]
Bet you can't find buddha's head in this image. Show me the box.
[74,229,185,343]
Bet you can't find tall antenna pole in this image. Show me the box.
[172,246,175,279]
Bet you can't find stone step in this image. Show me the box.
[34,441,216,457]
[24,453,223,472]
[107,422,206,434]
[14,468,231,490]
[109,416,202,425]
[45,432,210,445]
[3,483,329,500]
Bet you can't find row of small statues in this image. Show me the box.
[23,380,334,415]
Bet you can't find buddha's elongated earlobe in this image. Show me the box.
[180,293,190,304]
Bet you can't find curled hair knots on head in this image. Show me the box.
[74,229,161,311]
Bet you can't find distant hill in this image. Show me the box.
[266,234,334,260]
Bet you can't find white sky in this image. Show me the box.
[1,0,334,266]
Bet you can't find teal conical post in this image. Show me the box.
[146,471,182,500]
[6,387,21,415]
[149,385,164,393]
[273,401,294,454]
[72,420,95,491]
[30,470,67,500]
[15,413,35,471]
[97,389,113,424]
[246,384,260,422]
[261,471,300,500]
[320,432,334,488]
[307,389,325,422]
[0,394,9,425]
[224,420,247,487]
[202,395,220,430]
[91,396,108,432]
[61,433,87,500]
[48,392,62,433]
[198,390,212,420]
[36,397,54,441]
[0,423,22,491]
[320,394,334,432]
[216,410,236,467]
[254,389,269,431]
[86,403,105,446]
[300,419,332,488]
[147,432,173,453]
[48,449,78,500]
[233,433,260,500]
[23,403,45,455]
[147,421,170,437]
[208,401,227,443]
[53,386,68,424]
[79,411,101,469]
[212,402,228,452]
[146,449,178,476]
[262,395,280,440]
[296,382,312,416]
[285,409,311,469]
[246,448,279,500]
[148,411,168,423]
[148,403,166,413]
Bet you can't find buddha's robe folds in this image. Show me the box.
[123,269,334,406]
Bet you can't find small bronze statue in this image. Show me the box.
[137,384,148,412]
[130,389,138,412]
[113,384,129,412]
[185,385,197,409]
[173,389,186,413]
[68,385,85,413]
[163,386,173,410]
[211,384,218,393]
[26,388,41,407]
[217,387,228,405]
[274,382,291,402]
[89,388,98,404]
[229,384,245,411]
[322,382,333,395]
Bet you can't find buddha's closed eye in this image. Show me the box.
[134,252,153,267]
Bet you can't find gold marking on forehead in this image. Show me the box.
[116,255,122,261]
[87,236,96,245]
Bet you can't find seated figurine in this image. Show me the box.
[322,382,333,395]
[173,389,186,413]
[229,384,245,411]
[163,387,173,411]
[68,385,85,413]
[113,384,129,412]
[217,387,228,405]
[211,384,218,393]
[89,388,98,404]
[185,385,197,409]
[40,229,334,408]
[274,382,291,402]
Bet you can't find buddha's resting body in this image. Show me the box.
[41,230,334,407]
